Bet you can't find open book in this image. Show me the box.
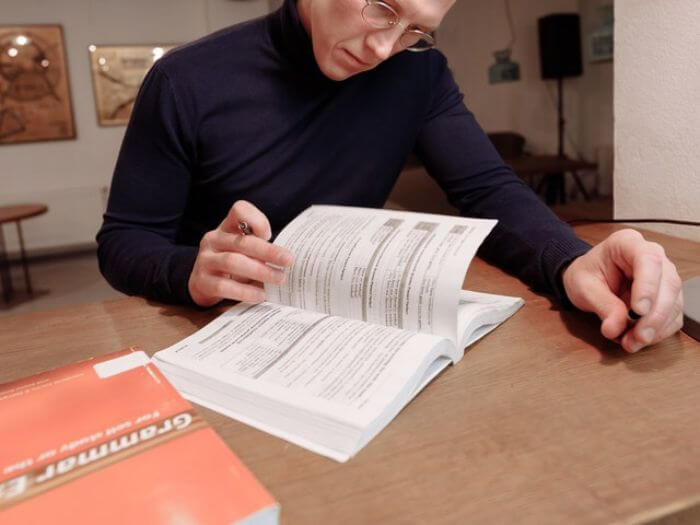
[153,206,523,462]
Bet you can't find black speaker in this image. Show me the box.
[538,14,583,79]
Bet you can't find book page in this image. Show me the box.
[265,205,496,346]
[457,290,524,349]
[153,302,454,428]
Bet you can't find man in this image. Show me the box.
[97,0,683,354]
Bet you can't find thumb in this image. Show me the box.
[586,281,627,339]
[568,275,629,340]
[595,289,629,340]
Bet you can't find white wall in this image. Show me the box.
[615,0,700,241]
[1,0,269,254]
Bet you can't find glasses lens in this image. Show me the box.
[401,30,435,52]
[362,2,397,29]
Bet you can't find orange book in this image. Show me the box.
[0,348,279,524]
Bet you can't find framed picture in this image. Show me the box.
[0,24,76,145]
[88,44,178,126]
[588,5,614,63]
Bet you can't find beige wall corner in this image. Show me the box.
[615,0,700,241]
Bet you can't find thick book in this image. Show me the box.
[153,206,523,462]
[0,348,279,524]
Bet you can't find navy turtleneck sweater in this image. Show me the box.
[97,0,590,305]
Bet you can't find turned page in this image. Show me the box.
[266,206,496,347]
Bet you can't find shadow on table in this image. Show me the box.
[0,288,51,311]
[557,307,683,372]
[648,502,700,525]
[147,298,234,332]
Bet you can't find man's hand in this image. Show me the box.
[561,229,684,353]
[188,200,294,307]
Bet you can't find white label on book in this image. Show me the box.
[93,351,150,379]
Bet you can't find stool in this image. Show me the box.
[0,203,48,302]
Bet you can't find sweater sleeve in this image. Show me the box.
[96,63,198,305]
[414,53,591,304]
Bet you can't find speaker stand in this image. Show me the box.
[557,76,565,157]
[544,76,568,205]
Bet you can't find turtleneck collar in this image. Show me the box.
[268,0,329,81]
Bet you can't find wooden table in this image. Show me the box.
[403,153,597,205]
[1,224,699,524]
[0,203,48,302]
[507,155,598,205]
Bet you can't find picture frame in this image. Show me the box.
[88,44,178,127]
[0,24,76,145]
[588,5,614,63]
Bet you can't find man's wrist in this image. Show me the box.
[558,260,576,309]
[541,237,590,309]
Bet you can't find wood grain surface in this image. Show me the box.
[1,224,698,524]
[0,204,48,224]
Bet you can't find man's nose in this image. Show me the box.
[365,26,402,61]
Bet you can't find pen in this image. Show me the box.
[628,308,641,322]
[239,221,253,236]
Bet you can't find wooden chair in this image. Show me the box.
[487,132,595,204]
[487,132,526,160]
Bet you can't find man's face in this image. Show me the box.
[297,0,455,81]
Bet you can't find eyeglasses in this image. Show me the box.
[361,0,435,52]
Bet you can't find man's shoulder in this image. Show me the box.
[370,48,449,85]
[158,15,271,72]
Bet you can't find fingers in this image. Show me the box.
[579,276,630,340]
[625,237,664,317]
[599,300,630,341]
[189,246,285,307]
[203,250,288,285]
[606,230,672,316]
[563,229,684,353]
[660,310,684,341]
[192,273,267,304]
[621,260,683,352]
[219,200,273,241]
[561,249,629,339]
[188,201,294,307]
[208,229,293,267]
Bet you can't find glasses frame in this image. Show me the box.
[361,0,436,53]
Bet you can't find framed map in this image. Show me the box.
[88,44,178,126]
[0,25,76,145]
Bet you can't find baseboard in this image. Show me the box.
[5,242,97,264]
